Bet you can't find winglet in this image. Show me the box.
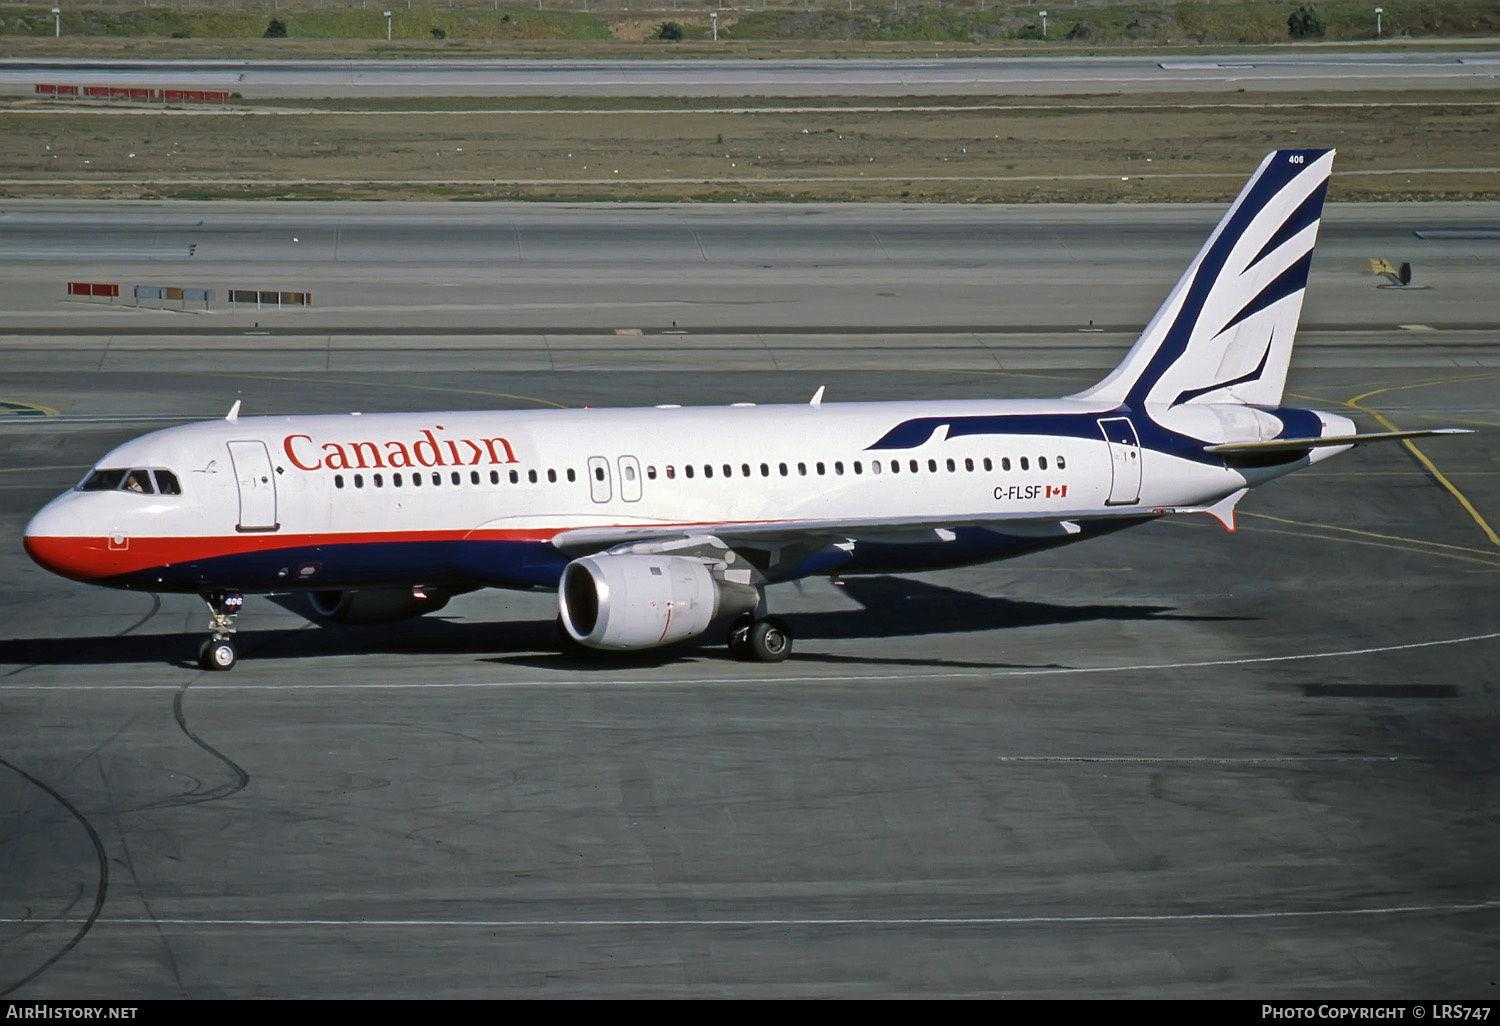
[225,400,242,422]
[1203,487,1249,532]
[810,386,825,407]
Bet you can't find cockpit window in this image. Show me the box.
[121,470,155,494]
[79,468,127,491]
[78,468,179,495]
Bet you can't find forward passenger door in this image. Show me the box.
[227,440,279,531]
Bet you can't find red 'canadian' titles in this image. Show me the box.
[284,426,519,472]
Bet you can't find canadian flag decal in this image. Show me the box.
[1046,485,1068,499]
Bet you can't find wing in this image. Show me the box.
[548,501,1239,582]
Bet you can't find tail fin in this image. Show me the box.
[1072,149,1334,410]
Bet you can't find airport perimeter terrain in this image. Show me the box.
[1,26,1498,999]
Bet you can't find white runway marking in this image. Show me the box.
[994,755,1399,765]
[3,629,1498,691]
[6,898,1497,930]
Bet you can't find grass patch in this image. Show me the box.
[0,5,609,42]
[0,1,1496,47]
[723,0,1500,44]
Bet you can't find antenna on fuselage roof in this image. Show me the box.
[809,386,825,407]
[225,400,241,422]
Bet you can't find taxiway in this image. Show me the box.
[1,202,1496,997]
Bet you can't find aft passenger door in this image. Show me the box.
[1098,417,1142,506]
[227,440,279,531]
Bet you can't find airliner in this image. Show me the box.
[24,149,1467,670]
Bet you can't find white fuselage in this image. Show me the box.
[23,396,1350,595]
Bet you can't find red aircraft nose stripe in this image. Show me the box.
[23,535,133,582]
[22,528,569,580]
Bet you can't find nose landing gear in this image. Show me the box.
[197,590,243,671]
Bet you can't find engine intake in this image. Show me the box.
[559,554,756,651]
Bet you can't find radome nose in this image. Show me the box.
[23,498,96,582]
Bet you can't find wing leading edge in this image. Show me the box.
[549,501,1238,559]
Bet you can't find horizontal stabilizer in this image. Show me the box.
[1206,428,1471,454]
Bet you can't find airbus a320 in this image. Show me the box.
[24,149,1467,669]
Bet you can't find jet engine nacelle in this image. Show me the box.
[307,588,451,624]
[558,554,757,651]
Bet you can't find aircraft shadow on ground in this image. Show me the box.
[0,577,1243,670]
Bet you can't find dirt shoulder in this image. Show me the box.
[2,90,1496,203]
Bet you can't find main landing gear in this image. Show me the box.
[197,590,243,671]
[727,613,793,663]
